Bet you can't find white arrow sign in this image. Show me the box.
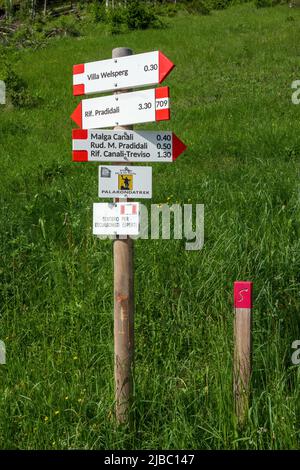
[73,51,174,96]
[98,165,152,199]
[93,202,139,236]
[71,87,170,129]
[72,129,186,163]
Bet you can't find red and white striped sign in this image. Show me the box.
[73,51,174,96]
[72,129,186,163]
[120,204,137,215]
[71,87,170,129]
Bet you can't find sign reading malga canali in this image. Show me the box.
[93,202,139,236]
[71,87,170,129]
[73,51,174,96]
[72,129,186,163]
[98,165,152,199]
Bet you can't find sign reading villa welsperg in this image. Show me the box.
[73,51,174,96]
[98,165,152,199]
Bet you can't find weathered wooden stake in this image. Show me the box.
[233,281,253,425]
[112,47,134,425]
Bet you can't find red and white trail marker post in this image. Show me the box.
[233,281,253,425]
[71,45,186,425]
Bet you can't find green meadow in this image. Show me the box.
[0,2,300,449]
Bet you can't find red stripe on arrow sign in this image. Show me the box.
[72,150,88,162]
[172,133,187,161]
[155,86,170,99]
[71,102,82,128]
[155,87,170,122]
[72,129,88,140]
[73,63,85,75]
[156,108,170,121]
[73,84,85,96]
[158,51,175,84]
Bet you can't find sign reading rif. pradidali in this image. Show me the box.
[98,165,152,199]
[71,87,170,129]
[73,51,174,96]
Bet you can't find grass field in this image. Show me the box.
[0,2,300,449]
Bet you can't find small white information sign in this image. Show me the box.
[93,202,139,235]
[98,165,152,199]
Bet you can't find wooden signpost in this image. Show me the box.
[233,281,253,425]
[71,45,186,425]
[112,47,134,425]
[71,42,257,432]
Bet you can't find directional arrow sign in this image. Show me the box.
[71,87,170,129]
[73,51,174,96]
[72,129,186,163]
[98,165,152,199]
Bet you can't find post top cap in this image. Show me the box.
[112,47,133,58]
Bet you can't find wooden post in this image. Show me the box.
[233,281,253,425]
[112,47,134,425]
